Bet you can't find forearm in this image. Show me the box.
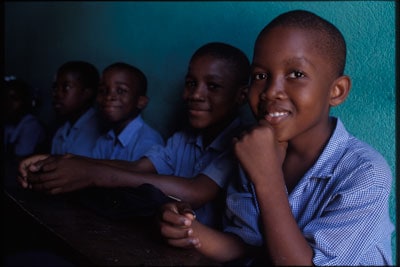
[192,220,249,262]
[79,156,156,173]
[92,165,218,208]
[254,181,313,266]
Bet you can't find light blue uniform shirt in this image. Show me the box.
[144,118,246,227]
[51,107,102,157]
[223,117,394,266]
[4,114,46,157]
[91,115,164,161]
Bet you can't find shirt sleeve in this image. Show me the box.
[144,133,181,175]
[305,159,394,266]
[201,149,237,188]
[14,119,46,157]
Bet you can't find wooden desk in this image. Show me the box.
[3,185,220,266]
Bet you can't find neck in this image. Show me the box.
[201,116,235,149]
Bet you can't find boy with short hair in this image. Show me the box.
[51,61,103,157]
[3,78,47,159]
[18,42,251,227]
[159,10,394,266]
[92,62,164,160]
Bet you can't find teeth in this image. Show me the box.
[269,112,288,117]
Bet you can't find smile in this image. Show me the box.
[268,111,289,117]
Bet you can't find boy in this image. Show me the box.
[3,78,47,159]
[18,42,251,227]
[92,62,164,160]
[158,10,394,265]
[50,61,103,157]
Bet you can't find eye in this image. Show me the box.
[288,70,305,79]
[185,80,196,88]
[116,87,128,95]
[63,85,72,91]
[253,73,267,80]
[207,83,220,90]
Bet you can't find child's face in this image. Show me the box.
[5,88,26,123]
[249,26,337,142]
[97,68,145,127]
[183,55,243,130]
[52,71,89,117]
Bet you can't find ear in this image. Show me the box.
[237,85,249,105]
[136,95,149,110]
[329,75,351,107]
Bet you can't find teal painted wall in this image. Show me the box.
[4,1,397,263]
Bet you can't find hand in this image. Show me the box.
[233,122,287,186]
[17,154,50,189]
[26,156,93,194]
[159,202,201,249]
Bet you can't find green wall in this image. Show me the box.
[4,1,397,263]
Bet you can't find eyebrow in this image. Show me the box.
[284,57,316,69]
[100,81,131,87]
[251,56,316,70]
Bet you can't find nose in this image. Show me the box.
[102,88,117,100]
[52,86,62,98]
[188,83,206,101]
[260,78,286,101]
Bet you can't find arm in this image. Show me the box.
[27,156,220,208]
[159,202,249,262]
[79,156,158,173]
[233,123,313,266]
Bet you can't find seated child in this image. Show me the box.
[18,42,251,227]
[3,77,47,159]
[50,61,103,157]
[92,62,164,160]
[158,10,394,266]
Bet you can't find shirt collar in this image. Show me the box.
[189,117,243,152]
[302,117,350,180]
[105,115,144,147]
[72,107,97,130]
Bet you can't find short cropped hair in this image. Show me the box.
[259,10,347,77]
[57,61,100,94]
[103,62,148,96]
[191,42,250,86]
[4,78,33,112]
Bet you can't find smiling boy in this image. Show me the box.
[92,62,164,160]
[159,10,394,266]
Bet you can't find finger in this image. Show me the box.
[161,202,180,214]
[33,156,59,172]
[160,221,192,239]
[27,171,58,184]
[181,208,196,220]
[21,154,51,173]
[166,236,201,249]
[16,175,29,189]
[30,179,63,194]
[162,208,192,227]
[176,202,195,217]
[18,162,29,178]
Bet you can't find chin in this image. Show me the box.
[188,119,208,130]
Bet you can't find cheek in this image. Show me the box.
[182,87,190,97]
[248,91,260,115]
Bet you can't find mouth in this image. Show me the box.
[188,109,210,117]
[187,104,210,115]
[102,105,121,112]
[264,110,290,124]
[53,102,63,109]
[258,103,290,125]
